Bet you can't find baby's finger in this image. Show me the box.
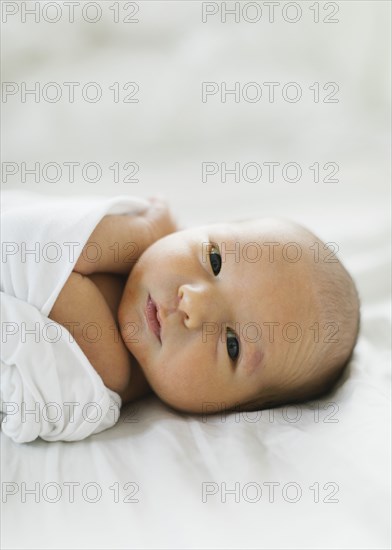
[147,194,166,204]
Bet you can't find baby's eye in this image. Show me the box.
[209,245,222,276]
[226,328,240,361]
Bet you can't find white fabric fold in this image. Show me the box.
[0,190,149,442]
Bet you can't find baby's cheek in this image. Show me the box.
[144,363,179,405]
[120,321,139,350]
[243,349,264,377]
[117,285,131,321]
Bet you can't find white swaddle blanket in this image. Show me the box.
[1,190,149,443]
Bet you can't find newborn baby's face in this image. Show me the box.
[118,218,317,413]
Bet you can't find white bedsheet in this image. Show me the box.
[1,197,390,549]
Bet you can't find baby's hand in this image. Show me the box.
[74,196,178,276]
[144,196,178,244]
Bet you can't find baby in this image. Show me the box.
[49,198,360,415]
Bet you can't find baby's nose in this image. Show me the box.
[178,283,218,329]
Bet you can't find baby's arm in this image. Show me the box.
[48,272,150,403]
[74,197,176,276]
[49,272,131,396]
[49,197,175,404]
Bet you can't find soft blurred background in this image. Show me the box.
[2,0,391,304]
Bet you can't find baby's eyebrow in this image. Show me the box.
[213,239,243,269]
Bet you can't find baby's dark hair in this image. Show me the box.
[234,222,361,413]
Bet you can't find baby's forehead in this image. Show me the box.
[199,218,304,244]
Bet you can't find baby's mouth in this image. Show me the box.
[145,295,161,342]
